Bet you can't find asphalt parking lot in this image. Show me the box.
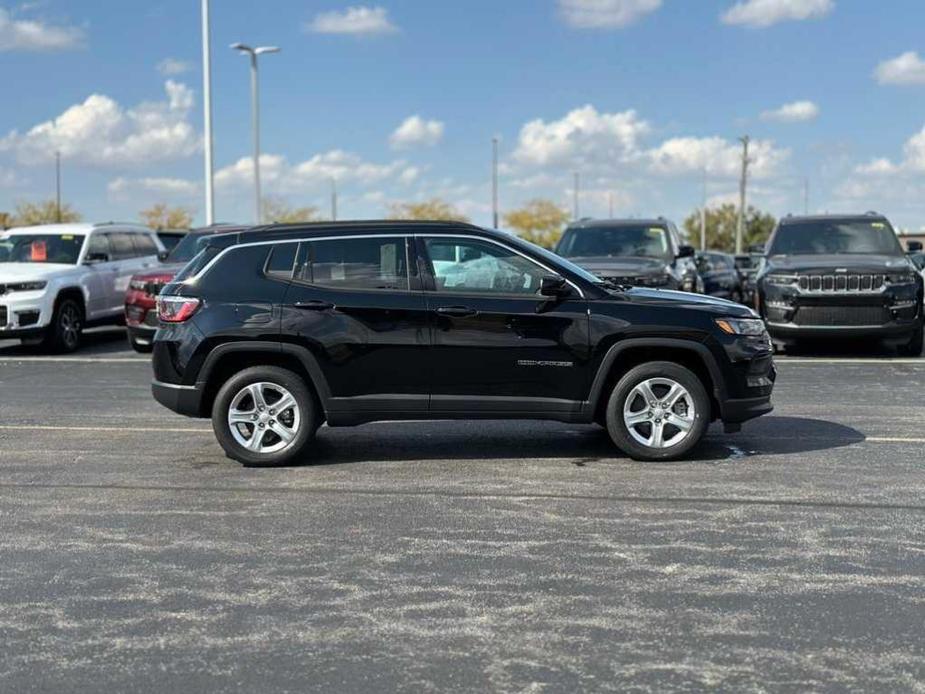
[1,329,924,692]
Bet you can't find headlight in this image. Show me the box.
[715,318,767,336]
[7,281,47,292]
[888,272,917,284]
[763,274,796,286]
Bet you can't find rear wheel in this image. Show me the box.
[211,366,319,466]
[40,297,83,353]
[898,324,923,357]
[605,361,710,461]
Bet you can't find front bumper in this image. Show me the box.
[0,291,51,335]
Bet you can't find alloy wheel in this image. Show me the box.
[59,303,81,350]
[227,382,302,454]
[622,377,696,449]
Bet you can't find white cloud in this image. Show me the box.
[853,125,925,177]
[647,136,788,177]
[874,51,925,86]
[306,6,397,35]
[389,115,444,150]
[108,176,200,198]
[215,150,417,194]
[760,100,820,123]
[0,80,199,168]
[157,57,193,76]
[721,0,834,27]
[0,7,84,51]
[558,0,662,29]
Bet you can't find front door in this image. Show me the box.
[418,235,590,417]
[280,234,430,417]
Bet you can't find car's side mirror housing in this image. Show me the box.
[84,252,109,265]
[540,275,570,298]
[677,244,695,258]
[157,250,170,262]
[906,240,923,253]
[748,243,766,256]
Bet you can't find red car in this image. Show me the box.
[124,225,247,352]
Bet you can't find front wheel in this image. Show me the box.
[605,362,710,461]
[212,366,319,467]
[41,297,83,353]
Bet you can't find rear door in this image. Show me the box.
[83,233,118,319]
[280,234,430,416]
[418,234,591,416]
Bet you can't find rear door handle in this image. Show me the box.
[435,306,478,318]
[293,300,334,311]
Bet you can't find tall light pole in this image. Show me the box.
[700,167,707,251]
[736,135,750,255]
[55,151,62,223]
[608,191,614,218]
[231,42,281,224]
[491,136,499,229]
[331,178,338,221]
[202,0,215,226]
[573,171,580,221]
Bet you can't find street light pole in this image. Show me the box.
[331,178,338,221]
[736,136,750,255]
[573,171,580,221]
[202,0,215,226]
[491,137,499,229]
[55,151,62,223]
[231,43,280,224]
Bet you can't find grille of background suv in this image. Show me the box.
[797,274,885,292]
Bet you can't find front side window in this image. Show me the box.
[0,233,85,265]
[768,220,904,256]
[556,225,671,259]
[108,233,136,260]
[424,237,551,295]
[298,236,409,290]
[133,234,158,256]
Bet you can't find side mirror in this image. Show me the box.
[540,275,570,298]
[906,240,923,253]
[677,244,695,258]
[748,243,766,256]
[157,250,170,262]
[84,252,109,265]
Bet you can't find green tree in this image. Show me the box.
[682,204,775,253]
[503,199,570,249]
[140,203,194,230]
[262,197,321,224]
[388,198,469,222]
[10,199,82,226]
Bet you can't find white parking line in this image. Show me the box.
[0,356,148,363]
[0,425,210,433]
[777,358,924,364]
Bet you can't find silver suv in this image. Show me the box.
[0,223,164,352]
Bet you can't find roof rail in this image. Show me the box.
[864,210,880,216]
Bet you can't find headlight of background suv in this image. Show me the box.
[7,281,47,292]
[715,318,767,336]
[887,272,917,284]
[763,274,796,286]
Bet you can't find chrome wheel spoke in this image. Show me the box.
[274,423,296,444]
[672,415,694,432]
[636,381,658,406]
[247,426,267,451]
[624,410,651,427]
[649,420,665,447]
[664,383,685,407]
[247,384,267,410]
[273,394,296,415]
[229,410,254,425]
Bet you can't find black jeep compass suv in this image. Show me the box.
[151,221,774,466]
[756,213,923,355]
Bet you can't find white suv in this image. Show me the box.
[0,223,164,352]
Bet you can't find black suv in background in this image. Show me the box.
[696,251,745,303]
[554,218,702,292]
[756,214,923,355]
[151,221,774,466]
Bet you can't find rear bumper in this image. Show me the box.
[152,380,203,418]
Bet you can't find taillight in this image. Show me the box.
[157,295,201,323]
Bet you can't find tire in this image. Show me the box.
[898,324,923,357]
[211,366,319,467]
[128,334,153,354]
[605,361,710,461]
[41,297,84,353]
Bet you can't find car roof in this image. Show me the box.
[566,218,672,229]
[4,222,154,235]
[236,219,493,245]
[779,213,890,225]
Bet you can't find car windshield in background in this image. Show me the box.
[769,220,904,256]
[0,233,84,264]
[167,232,209,264]
[509,235,603,284]
[558,226,670,259]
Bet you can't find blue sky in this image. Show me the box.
[2,0,925,232]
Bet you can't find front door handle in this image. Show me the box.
[435,306,478,318]
[293,300,334,311]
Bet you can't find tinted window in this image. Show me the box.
[0,233,85,265]
[158,232,184,252]
[86,233,110,260]
[557,225,670,259]
[769,220,904,256]
[168,232,210,263]
[133,233,158,256]
[301,237,409,290]
[265,242,298,279]
[425,237,550,295]
[108,233,136,260]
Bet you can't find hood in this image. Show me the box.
[766,254,913,274]
[624,287,757,317]
[568,256,668,276]
[0,262,76,281]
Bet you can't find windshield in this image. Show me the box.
[768,220,904,256]
[166,232,205,263]
[506,234,603,284]
[556,225,670,259]
[0,233,85,265]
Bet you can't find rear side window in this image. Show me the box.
[297,236,409,290]
[174,246,222,282]
[133,234,158,256]
[265,242,298,280]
